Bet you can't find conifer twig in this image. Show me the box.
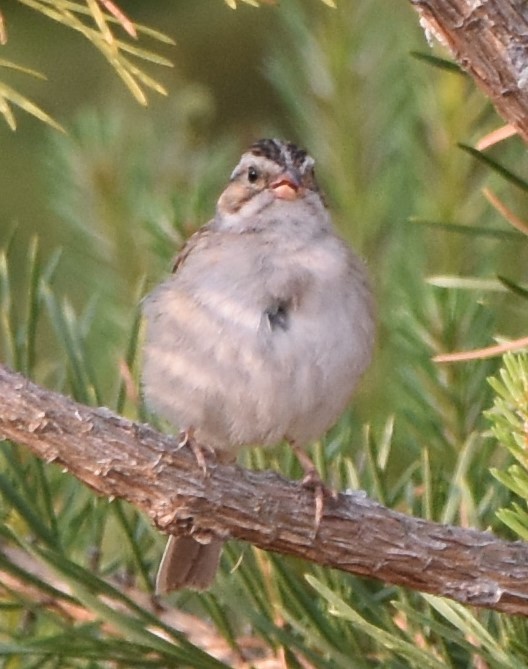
[410,0,528,144]
[2,363,528,616]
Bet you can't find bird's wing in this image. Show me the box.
[171,222,215,275]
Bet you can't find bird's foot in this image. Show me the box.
[290,443,337,532]
[177,428,215,478]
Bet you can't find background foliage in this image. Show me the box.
[1,0,528,666]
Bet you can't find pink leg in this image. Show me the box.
[177,427,211,477]
[289,442,337,530]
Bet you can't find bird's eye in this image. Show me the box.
[247,166,259,183]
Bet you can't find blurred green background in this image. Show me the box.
[2,1,528,666]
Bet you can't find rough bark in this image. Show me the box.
[1,364,528,616]
[410,0,528,143]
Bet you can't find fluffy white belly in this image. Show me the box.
[142,238,373,451]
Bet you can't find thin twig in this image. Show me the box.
[434,336,528,363]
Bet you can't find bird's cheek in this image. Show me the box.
[217,183,253,215]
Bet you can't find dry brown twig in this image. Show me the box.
[0,546,279,668]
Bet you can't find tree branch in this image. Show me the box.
[1,364,528,616]
[410,0,528,144]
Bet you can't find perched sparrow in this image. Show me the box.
[142,138,375,593]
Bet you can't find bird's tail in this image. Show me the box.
[155,535,223,594]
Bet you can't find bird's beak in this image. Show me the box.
[270,170,301,201]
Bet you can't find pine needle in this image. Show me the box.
[482,187,528,237]
[0,81,64,132]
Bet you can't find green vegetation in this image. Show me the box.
[1,0,528,666]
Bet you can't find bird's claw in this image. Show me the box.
[177,428,214,478]
[301,468,337,531]
[290,442,337,534]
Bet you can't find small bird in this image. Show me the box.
[142,138,375,593]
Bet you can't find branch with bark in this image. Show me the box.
[410,0,528,144]
[1,364,528,616]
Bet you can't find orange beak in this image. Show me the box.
[270,171,301,201]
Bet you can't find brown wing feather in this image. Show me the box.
[171,222,214,274]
